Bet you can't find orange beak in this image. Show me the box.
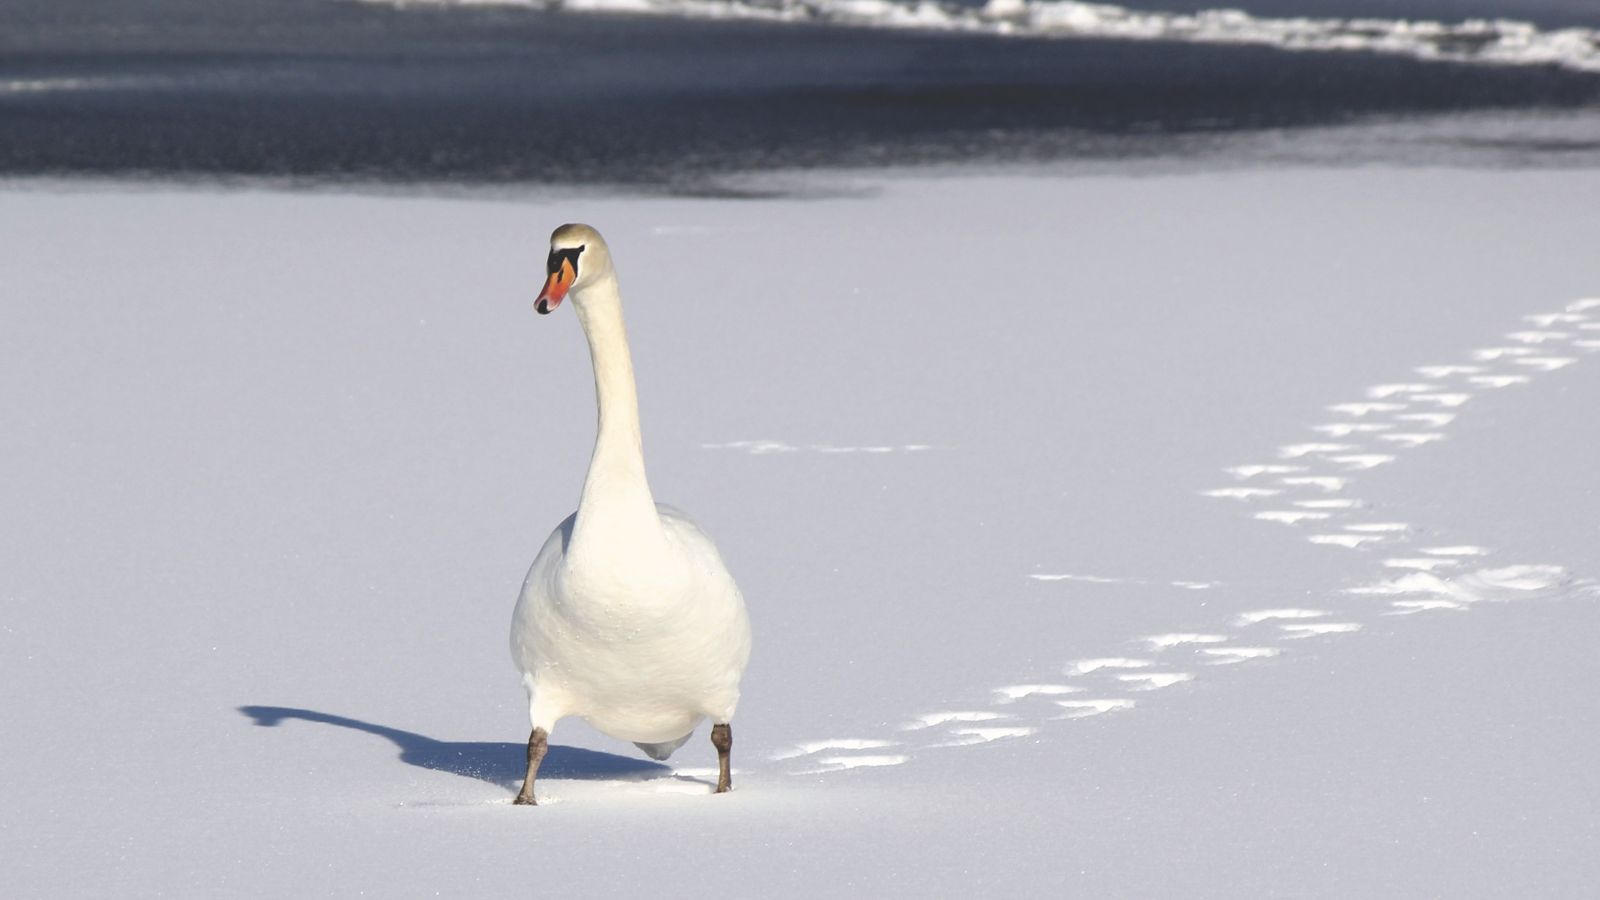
[536,257,575,315]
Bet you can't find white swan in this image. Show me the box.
[509,224,752,805]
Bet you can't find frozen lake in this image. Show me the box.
[4,0,1600,185]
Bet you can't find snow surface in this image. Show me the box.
[3,166,1599,896]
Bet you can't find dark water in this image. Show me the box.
[2,0,1599,187]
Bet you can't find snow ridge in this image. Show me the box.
[355,0,1600,74]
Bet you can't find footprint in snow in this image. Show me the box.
[1236,608,1328,626]
[794,755,911,775]
[903,711,1009,730]
[1312,422,1393,437]
[934,726,1038,748]
[1470,374,1532,388]
[1199,647,1282,665]
[1398,412,1455,427]
[1141,633,1228,650]
[1203,487,1281,500]
[1296,498,1363,510]
[1505,330,1571,344]
[1255,510,1331,525]
[1383,557,1460,571]
[1366,383,1440,399]
[1067,657,1154,675]
[1513,356,1577,371]
[1279,622,1362,638]
[1117,672,1194,690]
[1307,533,1386,548]
[1330,453,1396,470]
[770,738,898,761]
[1378,432,1445,447]
[1056,699,1137,719]
[1414,365,1482,378]
[993,684,1082,702]
[1226,464,1306,478]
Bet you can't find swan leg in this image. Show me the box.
[513,726,549,806]
[711,723,732,794]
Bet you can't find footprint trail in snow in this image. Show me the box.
[765,298,1599,778]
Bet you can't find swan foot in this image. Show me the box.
[513,726,549,806]
[711,722,732,794]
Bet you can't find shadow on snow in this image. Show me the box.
[237,705,673,788]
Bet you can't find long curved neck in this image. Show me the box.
[569,273,665,561]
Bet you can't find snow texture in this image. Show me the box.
[3,166,1599,896]
[343,0,1600,73]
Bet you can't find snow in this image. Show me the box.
[2,164,1599,895]
[349,0,1600,73]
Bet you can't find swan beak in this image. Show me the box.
[536,258,575,315]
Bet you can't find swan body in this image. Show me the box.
[512,504,749,746]
[509,224,751,802]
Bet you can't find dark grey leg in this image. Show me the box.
[513,726,548,805]
[711,723,732,794]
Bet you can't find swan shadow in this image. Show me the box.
[237,706,675,789]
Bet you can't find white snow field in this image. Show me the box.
[3,166,1599,896]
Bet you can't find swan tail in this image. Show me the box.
[633,732,693,761]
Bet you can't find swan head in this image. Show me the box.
[535,223,612,315]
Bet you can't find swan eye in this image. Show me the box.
[547,245,584,283]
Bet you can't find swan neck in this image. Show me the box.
[571,274,662,556]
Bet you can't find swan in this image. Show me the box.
[509,224,752,805]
